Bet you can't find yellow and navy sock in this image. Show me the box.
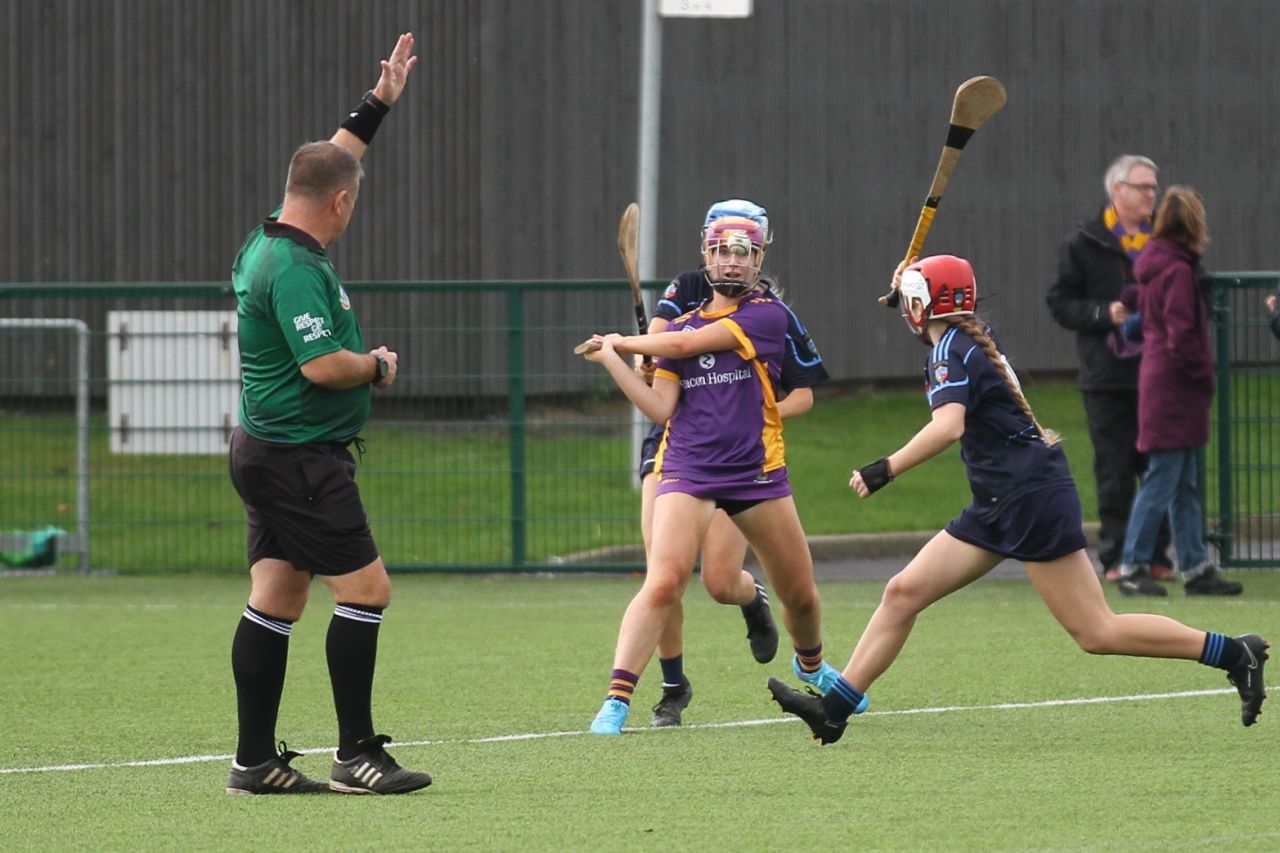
[658,655,687,688]
[794,643,824,675]
[822,675,866,723]
[1199,631,1244,671]
[607,669,639,705]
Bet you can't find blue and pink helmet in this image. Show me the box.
[701,199,771,293]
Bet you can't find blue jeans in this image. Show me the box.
[1121,448,1210,572]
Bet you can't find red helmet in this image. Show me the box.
[898,254,976,343]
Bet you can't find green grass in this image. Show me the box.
[2,570,1277,850]
[0,381,1099,572]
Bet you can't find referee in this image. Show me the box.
[225,33,430,796]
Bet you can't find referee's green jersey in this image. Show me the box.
[232,212,370,444]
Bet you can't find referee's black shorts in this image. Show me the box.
[228,427,379,575]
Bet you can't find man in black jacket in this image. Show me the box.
[1047,154,1173,586]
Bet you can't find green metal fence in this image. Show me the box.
[0,281,657,574]
[3,277,1277,573]
[1205,273,1280,567]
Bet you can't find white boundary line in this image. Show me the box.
[0,685,1260,776]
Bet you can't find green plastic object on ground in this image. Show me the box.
[0,525,65,568]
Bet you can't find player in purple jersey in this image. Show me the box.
[769,254,1268,744]
[577,208,839,735]
[640,202,829,727]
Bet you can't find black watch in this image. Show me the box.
[372,355,389,385]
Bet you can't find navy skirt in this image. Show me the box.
[945,480,1088,563]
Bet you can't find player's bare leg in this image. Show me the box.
[698,511,757,606]
[1026,549,1204,657]
[732,496,820,651]
[844,531,999,693]
[701,510,777,663]
[592,492,712,734]
[769,533,992,744]
[614,492,711,674]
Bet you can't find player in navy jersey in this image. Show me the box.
[768,254,1268,744]
[577,207,839,735]
[638,201,829,728]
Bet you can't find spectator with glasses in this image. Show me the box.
[1047,155,1175,593]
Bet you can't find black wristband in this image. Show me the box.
[340,91,389,145]
[362,90,390,114]
[859,457,894,494]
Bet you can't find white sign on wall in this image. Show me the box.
[659,0,752,18]
[107,311,240,455]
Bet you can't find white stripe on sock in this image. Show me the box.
[243,607,292,636]
[334,605,383,624]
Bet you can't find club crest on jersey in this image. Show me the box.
[664,280,680,299]
[338,286,352,310]
[699,353,716,369]
[933,362,949,383]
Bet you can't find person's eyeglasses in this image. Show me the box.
[1121,181,1160,194]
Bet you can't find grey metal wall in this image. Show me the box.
[5,0,1280,382]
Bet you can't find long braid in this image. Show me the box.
[949,316,1060,446]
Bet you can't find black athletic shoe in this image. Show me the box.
[650,681,694,728]
[1183,567,1244,596]
[1118,568,1168,597]
[766,677,846,745]
[329,734,432,795]
[1228,634,1269,727]
[743,590,779,664]
[226,742,329,795]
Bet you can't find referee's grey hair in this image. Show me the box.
[285,141,364,204]
[1103,154,1158,198]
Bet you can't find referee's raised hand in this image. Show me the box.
[371,32,419,107]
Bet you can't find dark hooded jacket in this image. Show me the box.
[1047,207,1141,390]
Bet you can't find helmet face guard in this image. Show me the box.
[701,199,771,295]
[899,255,977,344]
[702,216,768,295]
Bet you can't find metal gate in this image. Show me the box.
[1205,273,1280,567]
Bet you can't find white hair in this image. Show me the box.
[1104,154,1158,198]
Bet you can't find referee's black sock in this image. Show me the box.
[328,603,384,761]
[231,604,293,767]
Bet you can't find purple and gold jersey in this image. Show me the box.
[926,325,1073,506]
[656,270,828,390]
[652,295,789,492]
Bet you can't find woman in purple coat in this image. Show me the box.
[1116,187,1244,597]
